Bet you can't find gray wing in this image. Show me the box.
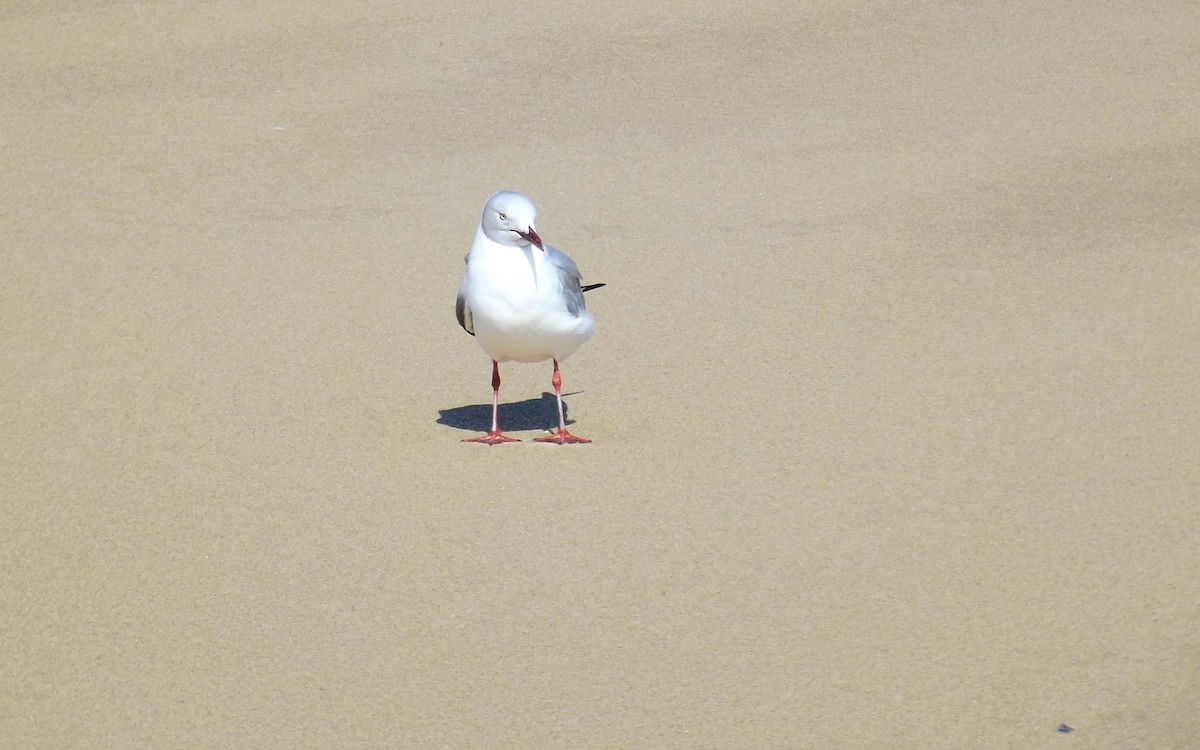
[456,254,474,335]
[544,244,587,317]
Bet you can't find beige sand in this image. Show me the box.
[3,2,1198,747]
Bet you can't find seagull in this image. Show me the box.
[456,191,603,445]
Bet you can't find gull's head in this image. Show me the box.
[480,191,542,250]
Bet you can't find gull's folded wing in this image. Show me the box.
[456,254,474,335]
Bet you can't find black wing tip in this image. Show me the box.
[455,295,475,335]
[581,283,607,293]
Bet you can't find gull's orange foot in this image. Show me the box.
[533,429,591,445]
[462,431,520,445]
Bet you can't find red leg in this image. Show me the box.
[534,359,591,444]
[463,360,519,444]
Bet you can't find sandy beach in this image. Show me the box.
[3,2,1198,747]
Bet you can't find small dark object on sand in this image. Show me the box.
[1056,724,1075,734]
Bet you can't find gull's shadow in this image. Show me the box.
[438,392,580,434]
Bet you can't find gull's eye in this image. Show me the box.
[497,212,507,221]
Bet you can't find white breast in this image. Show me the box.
[464,242,594,364]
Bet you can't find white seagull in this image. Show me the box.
[456,191,603,445]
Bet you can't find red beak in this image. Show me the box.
[518,227,543,250]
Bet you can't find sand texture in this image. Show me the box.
[4,2,1199,747]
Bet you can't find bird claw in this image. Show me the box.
[533,430,591,445]
[462,431,521,445]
